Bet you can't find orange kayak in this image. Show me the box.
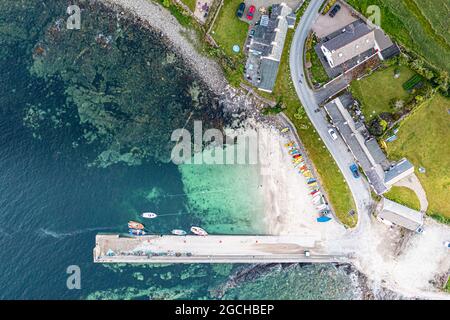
[128,221,144,230]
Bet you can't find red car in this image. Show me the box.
[247,5,256,20]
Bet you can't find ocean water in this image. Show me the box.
[0,0,361,299]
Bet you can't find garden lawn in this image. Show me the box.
[386,94,450,219]
[211,0,249,57]
[350,65,415,120]
[307,47,329,85]
[384,186,420,211]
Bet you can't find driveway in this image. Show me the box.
[312,0,358,39]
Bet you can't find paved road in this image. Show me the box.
[289,0,373,237]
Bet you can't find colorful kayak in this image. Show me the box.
[129,229,146,236]
[142,212,158,219]
[281,127,290,133]
[171,229,187,236]
[317,216,332,223]
[191,226,208,236]
[285,142,294,147]
[128,221,144,230]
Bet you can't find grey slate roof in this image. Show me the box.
[384,158,414,184]
[324,99,388,194]
[323,22,373,51]
[365,138,388,167]
[245,3,293,92]
[321,22,376,67]
[379,198,423,231]
[258,59,280,92]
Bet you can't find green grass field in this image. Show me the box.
[346,0,450,72]
[384,186,421,211]
[350,65,415,119]
[386,94,450,219]
[272,30,357,228]
[211,0,249,57]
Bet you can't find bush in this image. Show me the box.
[321,0,337,14]
[368,117,387,136]
[262,101,284,115]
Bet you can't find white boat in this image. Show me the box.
[190,226,208,236]
[141,212,158,219]
[171,229,187,236]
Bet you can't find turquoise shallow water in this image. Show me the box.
[0,0,361,299]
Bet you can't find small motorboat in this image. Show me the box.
[190,226,208,236]
[129,229,146,236]
[171,229,187,236]
[142,212,158,219]
[128,221,144,230]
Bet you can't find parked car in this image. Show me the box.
[328,128,338,140]
[329,4,341,18]
[236,2,245,18]
[247,5,256,20]
[249,28,255,38]
[349,164,360,179]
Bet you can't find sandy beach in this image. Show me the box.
[256,124,347,239]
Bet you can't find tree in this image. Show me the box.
[438,71,449,91]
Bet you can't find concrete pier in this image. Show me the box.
[94,234,350,263]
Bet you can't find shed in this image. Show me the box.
[378,198,423,231]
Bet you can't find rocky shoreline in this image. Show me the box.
[99,0,227,94]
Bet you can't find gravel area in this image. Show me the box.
[100,0,227,93]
